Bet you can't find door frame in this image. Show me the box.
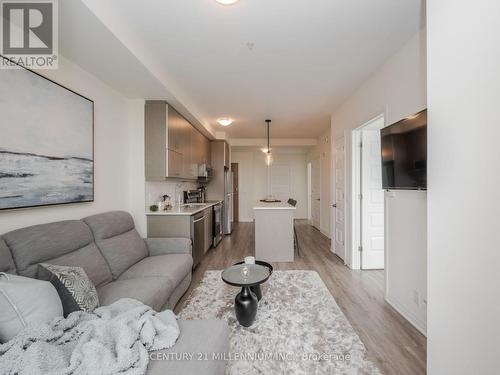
[309,156,321,230]
[332,136,346,262]
[307,161,312,222]
[231,162,239,222]
[351,113,385,270]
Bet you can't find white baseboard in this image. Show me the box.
[385,295,427,336]
[320,228,331,238]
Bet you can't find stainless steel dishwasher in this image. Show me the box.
[191,211,205,268]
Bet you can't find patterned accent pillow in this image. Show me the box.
[38,264,99,317]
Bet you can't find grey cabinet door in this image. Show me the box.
[146,102,208,181]
[178,116,191,179]
[201,134,210,165]
[167,106,183,153]
[167,149,183,178]
[145,101,167,180]
[192,128,206,175]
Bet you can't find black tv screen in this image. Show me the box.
[381,109,427,190]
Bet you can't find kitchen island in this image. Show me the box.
[254,201,296,262]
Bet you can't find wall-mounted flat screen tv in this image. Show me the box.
[381,109,427,190]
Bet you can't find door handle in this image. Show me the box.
[316,199,321,201]
[332,204,337,208]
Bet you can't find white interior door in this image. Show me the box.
[311,158,321,229]
[334,138,346,261]
[361,129,385,269]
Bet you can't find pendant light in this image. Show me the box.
[265,119,273,166]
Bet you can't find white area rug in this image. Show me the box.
[179,270,382,374]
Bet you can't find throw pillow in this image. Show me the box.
[38,264,99,317]
[0,272,63,342]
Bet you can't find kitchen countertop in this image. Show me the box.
[146,201,222,216]
[253,201,297,210]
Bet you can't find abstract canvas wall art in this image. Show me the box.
[0,66,94,210]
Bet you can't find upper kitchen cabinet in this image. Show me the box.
[192,127,211,167]
[201,135,211,165]
[211,140,230,171]
[145,101,211,180]
[167,106,183,153]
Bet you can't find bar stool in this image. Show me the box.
[287,198,300,256]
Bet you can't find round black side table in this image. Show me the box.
[233,260,273,301]
[222,264,271,327]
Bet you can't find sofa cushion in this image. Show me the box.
[2,221,112,286]
[0,273,63,343]
[39,264,99,317]
[97,277,173,311]
[0,237,16,274]
[119,254,193,288]
[83,211,148,279]
[147,319,229,375]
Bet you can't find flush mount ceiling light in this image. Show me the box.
[217,118,234,126]
[215,0,240,5]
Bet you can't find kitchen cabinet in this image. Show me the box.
[167,149,183,178]
[210,140,230,170]
[179,116,194,178]
[206,140,230,202]
[204,207,213,253]
[167,106,183,153]
[192,127,210,169]
[146,208,212,268]
[201,136,211,165]
[145,101,211,180]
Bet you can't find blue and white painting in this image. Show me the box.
[0,67,94,210]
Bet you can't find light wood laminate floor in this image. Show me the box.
[175,221,427,375]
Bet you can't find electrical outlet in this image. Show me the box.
[413,290,420,306]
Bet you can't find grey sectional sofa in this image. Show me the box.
[0,211,228,375]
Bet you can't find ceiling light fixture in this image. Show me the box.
[265,119,273,166]
[217,118,234,126]
[215,0,240,5]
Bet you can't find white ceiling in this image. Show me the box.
[80,0,425,139]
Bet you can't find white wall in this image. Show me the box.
[332,28,426,269]
[308,129,332,237]
[126,99,146,236]
[427,2,500,374]
[0,56,144,234]
[385,190,427,335]
[329,28,427,333]
[232,148,308,221]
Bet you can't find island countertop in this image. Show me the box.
[253,201,297,210]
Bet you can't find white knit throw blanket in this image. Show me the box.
[0,298,180,375]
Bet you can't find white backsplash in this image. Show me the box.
[145,181,198,208]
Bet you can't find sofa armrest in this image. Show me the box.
[145,238,192,256]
